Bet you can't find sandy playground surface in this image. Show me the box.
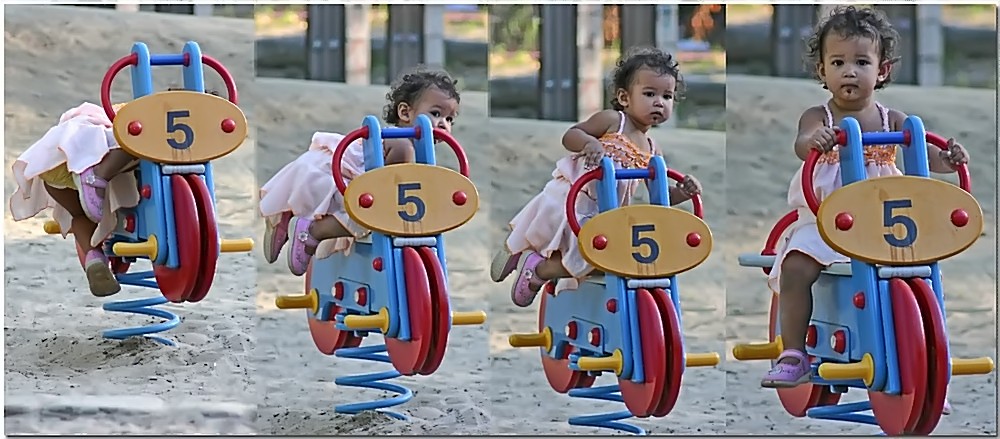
[724,74,997,435]
[4,6,258,434]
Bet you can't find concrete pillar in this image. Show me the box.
[915,5,944,86]
[423,4,447,69]
[345,5,371,85]
[656,4,679,127]
[115,3,139,12]
[193,4,214,17]
[577,3,604,122]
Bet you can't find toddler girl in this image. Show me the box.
[490,47,702,307]
[10,102,140,297]
[763,7,966,414]
[259,68,461,275]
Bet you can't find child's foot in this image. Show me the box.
[942,399,952,415]
[287,216,318,277]
[73,166,108,223]
[761,349,812,388]
[84,249,121,297]
[263,212,292,264]
[509,251,546,307]
[490,247,521,282]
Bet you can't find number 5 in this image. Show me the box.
[631,224,660,264]
[166,110,194,150]
[397,183,426,222]
[883,199,917,247]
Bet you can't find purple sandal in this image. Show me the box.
[761,349,812,388]
[84,249,121,297]
[73,166,108,223]
[490,247,521,282]
[509,251,546,307]
[264,212,292,264]
[287,216,318,276]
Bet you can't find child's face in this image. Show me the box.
[395,86,460,133]
[817,33,889,101]
[617,68,676,127]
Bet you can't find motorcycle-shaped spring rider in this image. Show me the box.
[274,115,487,419]
[508,156,721,435]
[44,41,254,345]
[732,115,995,435]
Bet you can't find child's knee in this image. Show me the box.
[781,251,822,286]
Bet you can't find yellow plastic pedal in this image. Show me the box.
[112,235,159,259]
[732,335,783,361]
[686,352,721,367]
[509,327,552,351]
[452,310,487,325]
[951,357,995,375]
[817,352,875,387]
[577,349,623,376]
[343,307,390,333]
[274,289,319,314]
[221,238,254,252]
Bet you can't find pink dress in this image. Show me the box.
[505,111,657,293]
[767,102,902,292]
[9,102,140,248]
[258,131,370,259]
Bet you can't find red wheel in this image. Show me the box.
[869,278,927,435]
[907,278,949,435]
[185,175,219,303]
[415,246,450,375]
[304,260,363,355]
[539,290,596,393]
[618,288,668,417]
[154,175,202,303]
[384,247,434,376]
[650,288,684,417]
[768,292,841,416]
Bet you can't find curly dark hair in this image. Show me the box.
[609,46,685,111]
[805,6,901,90]
[383,67,461,125]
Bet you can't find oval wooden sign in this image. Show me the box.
[344,163,479,237]
[577,204,713,279]
[113,91,248,164]
[817,175,984,266]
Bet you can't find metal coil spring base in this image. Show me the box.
[808,400,884,435]
[102,270,181,346]
[567,384,646,435]
[333,343,415,421]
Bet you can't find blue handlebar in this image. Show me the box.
[857,131,906,146]
[149,54,187,66]
[615,168,654,180]
[381,127,418,139]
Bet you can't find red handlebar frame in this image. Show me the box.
[331,126,471,195]
[99,53,239,122]
[565,166,704,235]
[802,131,972,215]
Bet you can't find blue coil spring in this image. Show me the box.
[102,270,181,346]
[333,343,414,420]
[567,384,645,435]
[808,399,886,436]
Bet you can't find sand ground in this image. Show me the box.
[4,6,258,434]
[724,74,997,435]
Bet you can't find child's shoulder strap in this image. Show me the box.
[821,102,834,128]
[615,110,626,134]
[874,101,890,132]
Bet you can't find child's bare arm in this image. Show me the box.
[562,110,620,153]
[887,109,956,174]
[794,106,833,161]
[383,138,415,165]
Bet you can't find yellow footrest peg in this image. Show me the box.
[274,289,319,314]
[577,349,624,376]
[732,335,783,361]
[817,353,875,387]
[509,327,552,351]
[952,357,995,375]
[43,220,62,234]
[686,352,721,367]
[112,235,159,259]
[343,307,390,333]
[452,310,487,325]
[221,238,254,252]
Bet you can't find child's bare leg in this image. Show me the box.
[93,149,135,190]
[44,184,121,297]
[285,214,354,276]
[307,216,352,254]
[762,250,822,388]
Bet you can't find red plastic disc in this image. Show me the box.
[618,288,667,417]
[768,292,841,416]
[184,175,219,303]
[385,247,433,376]
[415,246,450,375]
[305,260,363,355]
[869,278,927,435]
[539,290,596,393]
[907,278,949,435]
[154,175,201,303]
[650,288,685,417]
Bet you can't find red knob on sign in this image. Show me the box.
[452,191,467,206]
[951,209,969,227]
[686,232,701,247]
[359,193,374,208]
[128,121,143,136]
[592,235,608,250]
[221,118,236,133]
[835,212,854,231]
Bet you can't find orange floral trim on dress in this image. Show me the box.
[817,144,896,166]
[600,132,653,169]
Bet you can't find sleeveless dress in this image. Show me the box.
[767,101,902,292]
[504,111,657,292]
[10,102,140,248]
[258,131,370,259]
